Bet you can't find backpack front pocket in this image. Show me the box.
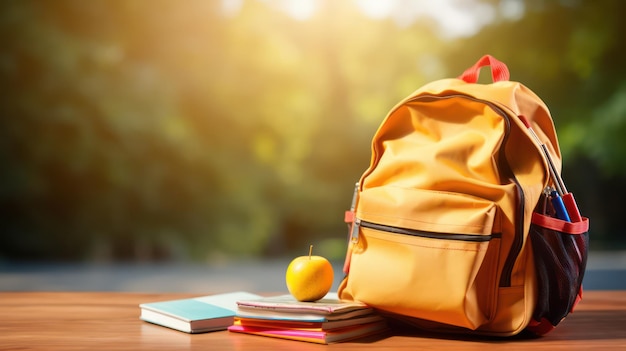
[344,186,500,330]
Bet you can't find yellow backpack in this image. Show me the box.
[338,55,589,336]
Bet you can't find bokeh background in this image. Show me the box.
[1,0,625,269]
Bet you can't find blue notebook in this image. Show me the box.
[140,291,261,333]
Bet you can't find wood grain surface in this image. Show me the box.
[1,291,624,350]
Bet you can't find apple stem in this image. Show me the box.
[309,245,313,259]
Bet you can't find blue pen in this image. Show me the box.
[521,116,578,223]
[550,190,571,222]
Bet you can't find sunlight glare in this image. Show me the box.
[355,0,496,39]
[500,0,525,21]
[354,0,394,19]
[221,0,243,17]
[280,0,317,21]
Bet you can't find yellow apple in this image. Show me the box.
[285,245,334,302]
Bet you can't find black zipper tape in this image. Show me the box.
[360,220,499,242]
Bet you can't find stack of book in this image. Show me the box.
[140,291,262,333]
[227,292,388,344]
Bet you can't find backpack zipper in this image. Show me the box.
[359,93,524,287]
[355,219,498,242]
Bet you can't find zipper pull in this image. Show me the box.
[343,182,360,275]
[351,219,361,244]
[343,219,360,275]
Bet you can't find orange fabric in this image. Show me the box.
[338,55,561,336]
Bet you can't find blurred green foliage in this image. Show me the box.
[1,0,625,262]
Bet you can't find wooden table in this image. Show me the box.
[1,291,625,350]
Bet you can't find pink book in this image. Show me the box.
[228,321,387,344]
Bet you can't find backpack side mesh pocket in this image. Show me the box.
[527,208,589,335]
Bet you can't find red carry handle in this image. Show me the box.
[459,55,510,83]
